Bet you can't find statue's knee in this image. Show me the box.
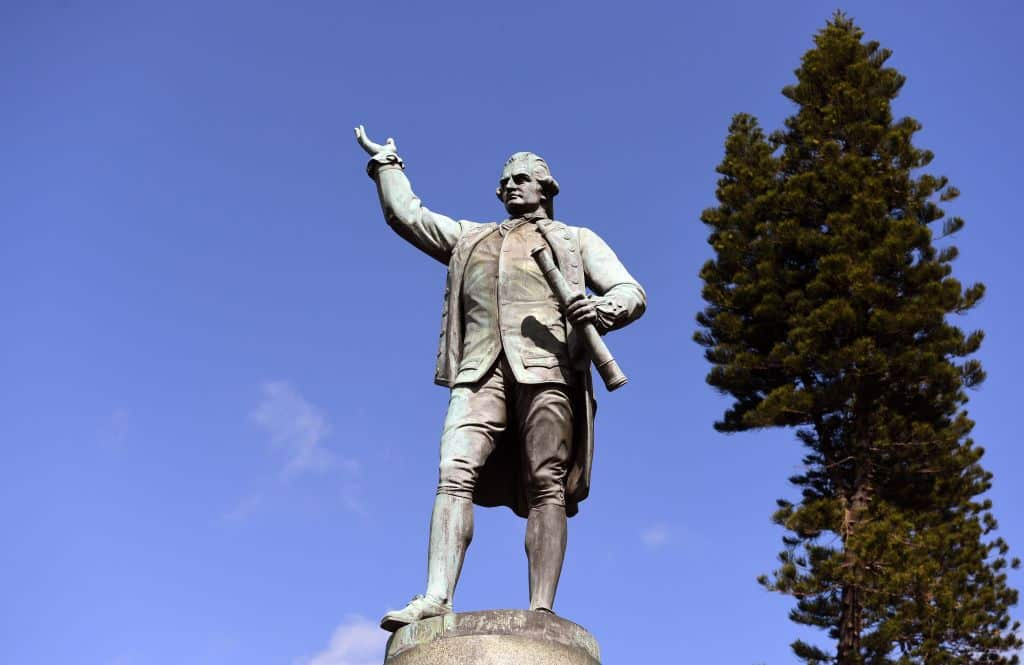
[437,457,462,483]
[437,458,475,496]
[525,472,565,509]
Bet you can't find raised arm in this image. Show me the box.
[355,126,465,265]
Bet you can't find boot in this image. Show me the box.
[525,504,567,613]
[380,493,472,631]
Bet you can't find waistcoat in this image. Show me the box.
[434,218,586,388]
[457,220,569,386]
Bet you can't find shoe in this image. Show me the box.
[380,594,453,632]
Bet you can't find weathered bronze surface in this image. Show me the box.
[354,126,645,634]
[531,245,627,391]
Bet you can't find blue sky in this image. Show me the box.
[2,1,1022,664]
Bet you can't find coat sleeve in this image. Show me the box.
[373,159,471,265]
[579,227,647,333]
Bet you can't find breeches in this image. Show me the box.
[437,355,573,508]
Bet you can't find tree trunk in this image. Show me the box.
[837,576,861,664]
[837,468,872,665]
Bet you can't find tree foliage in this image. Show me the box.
[696,13,1021,664]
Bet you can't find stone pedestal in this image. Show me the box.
[383,610,601,665]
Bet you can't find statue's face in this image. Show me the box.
[499,170,545,216]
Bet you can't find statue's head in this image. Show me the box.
[496,152,559,218]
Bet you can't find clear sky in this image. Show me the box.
[3,1,1022,664]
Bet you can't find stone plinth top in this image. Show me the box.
[384,610,601,664]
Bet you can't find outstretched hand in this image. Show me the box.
[354,125,398,156]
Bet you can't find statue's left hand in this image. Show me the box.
[354,125,398,157]
[566,294,599,326]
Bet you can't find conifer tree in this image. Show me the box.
[696,13,1021,664]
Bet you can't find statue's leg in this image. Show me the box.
[381,363,508,631]
[424,493,474,606]
[427,361,508,606]
[525,503,567,612]
[518,383,573,612]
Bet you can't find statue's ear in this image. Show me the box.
[495,187,503,201]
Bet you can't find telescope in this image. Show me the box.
[531,245,628,392]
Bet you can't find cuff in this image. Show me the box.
[593,297,627,333]
[366,150,405,179]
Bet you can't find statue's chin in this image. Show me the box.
[504,202,543,218]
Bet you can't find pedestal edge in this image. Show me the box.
[384,609,600,661]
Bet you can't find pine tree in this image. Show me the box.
[696,13,1021,664]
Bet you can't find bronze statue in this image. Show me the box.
[354,126,646,632]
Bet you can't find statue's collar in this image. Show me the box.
[500,214,549,235]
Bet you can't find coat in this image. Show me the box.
[373,163,644,517]
[431,218,644,517]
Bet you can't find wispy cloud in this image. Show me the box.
[251,381,334,477]
[640,523,671,549]
[298,615,385,665]
[99,407,130,449]
[222,492,263,522]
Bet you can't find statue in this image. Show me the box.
[354,126,646,633]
